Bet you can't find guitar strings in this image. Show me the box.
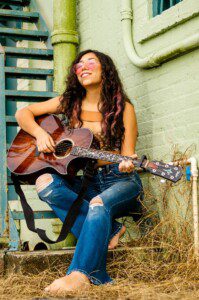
[55,144,125,160]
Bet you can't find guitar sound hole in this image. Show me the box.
[55,140,73,158]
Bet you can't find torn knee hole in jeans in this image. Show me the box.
[35,173,53,194]
[89,196,104,209]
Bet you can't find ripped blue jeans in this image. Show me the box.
[37,163,143,285]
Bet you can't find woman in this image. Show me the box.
[15,49,143,293]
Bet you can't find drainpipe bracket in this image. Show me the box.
[121,9,133,21]
[51,29,79,46]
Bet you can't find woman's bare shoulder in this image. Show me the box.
[123,101,135,117]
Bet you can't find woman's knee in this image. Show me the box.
[89,196,106,215]
[35,173,53,194]
[87,197,110,226]
[89,196,104,208]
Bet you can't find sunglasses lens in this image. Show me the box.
[74,62,83,74]
[74,59,97,75]
[87,60,96,69]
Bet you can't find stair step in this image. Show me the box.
[4,247,162,275]
[4,46,53,60]
[0,27,48,41]
[0,0,30,6]
[6,116,17,123]
[5,90,58,101]
[5,67,53,80]
[0,9,39,22]
[11,211,56,220]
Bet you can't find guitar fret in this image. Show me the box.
[72,147,120,162]
[71,146,140,166]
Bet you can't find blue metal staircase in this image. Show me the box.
[0,0,58,250]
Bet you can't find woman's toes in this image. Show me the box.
[44,278,65,293]
[44,273,90,294]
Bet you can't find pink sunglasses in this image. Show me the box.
[73,58,98,75]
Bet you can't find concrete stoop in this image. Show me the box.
[0,247,162,276]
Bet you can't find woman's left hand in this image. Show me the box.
[119,154,138,173]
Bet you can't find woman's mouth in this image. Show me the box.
[81,72,91,78]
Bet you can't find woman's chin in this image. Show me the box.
[81,79,102,88]
[82,81,92,87]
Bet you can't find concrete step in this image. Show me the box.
[0,247,162,276]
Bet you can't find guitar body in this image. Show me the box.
[7,114,183,183]
[7,114,93,177]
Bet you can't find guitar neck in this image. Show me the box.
[71,146,142,168]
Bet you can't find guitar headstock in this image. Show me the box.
[146,160,183,183]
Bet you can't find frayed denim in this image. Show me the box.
[38,163,143,285]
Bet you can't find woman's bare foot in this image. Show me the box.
[108,225,126,250]
[44,271,90,294]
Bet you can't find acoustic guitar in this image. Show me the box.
[7,114,183,183]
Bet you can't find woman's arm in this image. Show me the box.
[121,102,138,156]
[15,96,62,153]
[119,102,138,172]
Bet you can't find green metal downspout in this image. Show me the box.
[52,0,79,94]
[51,0,79,247]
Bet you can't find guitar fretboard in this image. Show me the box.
[71,146,141,167]
[70,146,183,182]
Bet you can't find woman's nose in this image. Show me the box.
[81,63,87,71]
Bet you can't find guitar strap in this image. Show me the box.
[11,159,96,244]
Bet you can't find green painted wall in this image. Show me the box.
[34,0,53,31]
[76,0,199,234]
[77,0,199,162]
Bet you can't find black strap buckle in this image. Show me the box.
[137,155,147,169]
[83,159,96,179]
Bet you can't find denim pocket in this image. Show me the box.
[109,165,134,178]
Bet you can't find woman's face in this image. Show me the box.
[74,52,102,88]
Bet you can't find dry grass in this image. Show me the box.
[1,217,198,298]
[0,242,199,300]
[0,146,198,299]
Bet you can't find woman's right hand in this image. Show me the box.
[35,128,55,153]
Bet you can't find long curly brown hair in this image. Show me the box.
[59,49,131,150]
